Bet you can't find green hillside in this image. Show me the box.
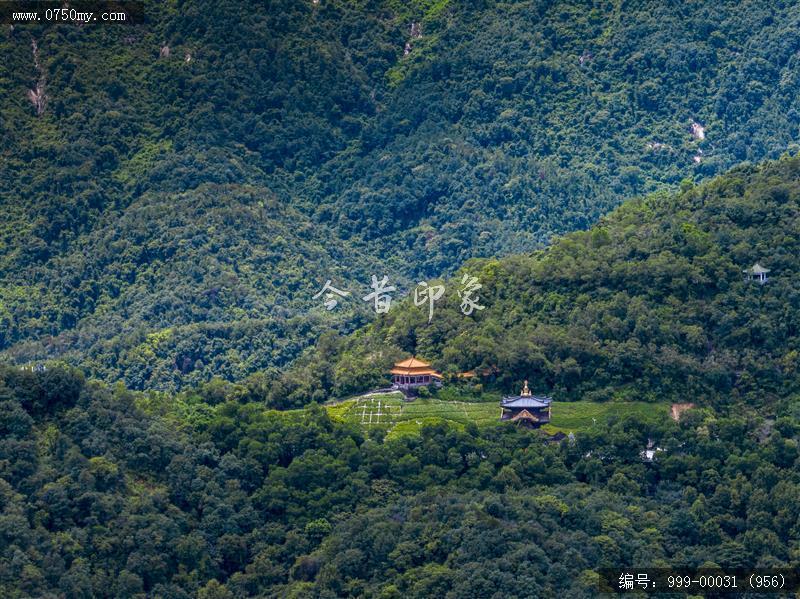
[4,2,800,597]
[273,155,800,409]
[6,0,800,388]
[325,392,670,438]
[2,361,798,597]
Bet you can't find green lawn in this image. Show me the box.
[326,392,670,439]
[542,401,670,434]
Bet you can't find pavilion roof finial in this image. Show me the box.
[521,380,531,396]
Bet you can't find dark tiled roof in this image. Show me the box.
[500,395,552,408]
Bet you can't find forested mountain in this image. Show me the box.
[272,156,800,409]
[2,362,799,597]
[3,3,800,596]
[5,0,800,390]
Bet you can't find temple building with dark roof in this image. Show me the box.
[500,381,552,427]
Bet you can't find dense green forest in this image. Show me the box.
[271,156,800,409]
[4,1,800,596]
[5,0,800,389]
[2,158,798,596]
[2,363,799,597]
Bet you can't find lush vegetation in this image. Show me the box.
[324,392,668,438]
[3,3,800,594]
[273,156,800,410]
[5,0,800,389]
[2,364,799,597]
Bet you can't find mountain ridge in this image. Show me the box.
[269,154,800,409]
[5,0,800,389]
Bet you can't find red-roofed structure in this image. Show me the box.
[390,357,442,390]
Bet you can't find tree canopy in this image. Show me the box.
[1,364,799,597]
[5,0,800,389]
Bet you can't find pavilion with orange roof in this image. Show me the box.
[390,357,443,391]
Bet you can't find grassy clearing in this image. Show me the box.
[542,401,670,434]
[325,392,669,439]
